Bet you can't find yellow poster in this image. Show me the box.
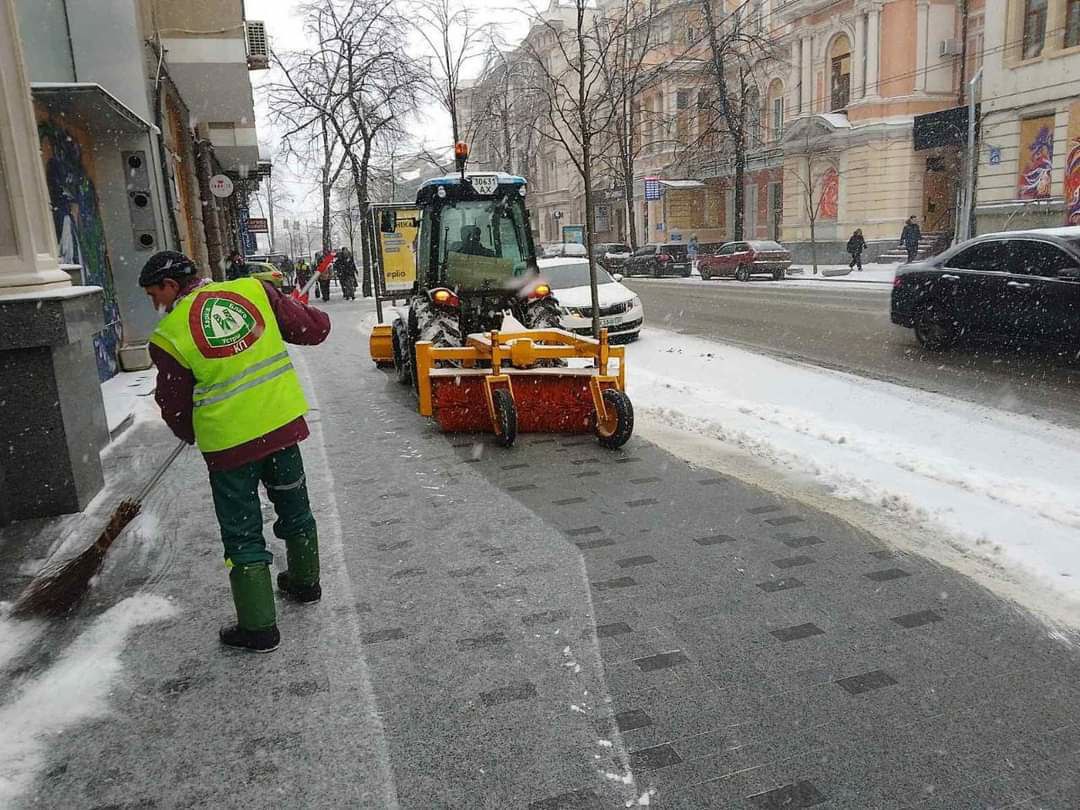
[1017,115,1055,200]
[377,207,419,289]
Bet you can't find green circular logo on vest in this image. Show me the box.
[201,297,256,348]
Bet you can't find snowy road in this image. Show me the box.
[626,277,1080,430]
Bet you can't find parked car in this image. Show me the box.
[624,243,691,277]
[891,226,1080,351]
[538,257,643,342]
[245,261,285,288]
[698,240,792,281]
[593,242,632,271]
[542,242,588,258]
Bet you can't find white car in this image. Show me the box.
[537,257,643,342]
[542,242,588,258]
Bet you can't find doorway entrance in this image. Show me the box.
[923,154,958,234]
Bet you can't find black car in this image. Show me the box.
[593,242,632,272]
[891,227,1080,351]
[624,243,691,277]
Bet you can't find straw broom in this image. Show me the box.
[12,439,188,618]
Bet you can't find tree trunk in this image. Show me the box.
[809,217,818,275]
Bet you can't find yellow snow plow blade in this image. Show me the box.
[369,324,394,367]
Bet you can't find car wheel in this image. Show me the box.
[735,265,751,282]
[700,269,711,280]
[772,269,785,281]
[914,309,958,351]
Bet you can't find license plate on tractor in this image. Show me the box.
[470,175,499,195]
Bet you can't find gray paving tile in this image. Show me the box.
[634,651,689,672]
[626,498,659,507]
[770,623,826,642]
[772,555,816,570]
[596,622,633,638]
[747,505,782,515]
[575,538,616,550]
[500,463,529,470]
[891,609,943,629]
[778,535,824,548]
[757,577,805,593]
[479,682,538,706]
[835,669,897,695]
[455,631,508,650]
[483,585,527,599]
[746,779,826,808]
[447,565,485,578]
[507,483,538,492]
[693,534,736,546]
[376,540,410,551]
[566,525,602,537]
[631,477,662,484]
[617,555,658,569]
[615,709,654,732]
[614,457,643,464]
[552,497,587,505]
[765,515,805,527]
[522,609,571,626]
[629,743,683,771]
[389,566,426,580]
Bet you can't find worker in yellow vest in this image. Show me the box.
[141,251,332,653]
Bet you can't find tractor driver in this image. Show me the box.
[452,225,495,258]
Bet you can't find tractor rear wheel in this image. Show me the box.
[596,389,634,449]
[492,389,517,448]
[412,297,462,348]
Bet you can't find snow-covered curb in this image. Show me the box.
[624,327,1080,624]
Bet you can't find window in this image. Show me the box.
[718,243,736,255]
[772,96,784,142]
[829,36,852,111]
[746,90,761,146]
[1022,0,1048,58]
[1066,0,1080,48]
[676,90,692,143]
[1007,240,1080,276]
[944,240,1008,271]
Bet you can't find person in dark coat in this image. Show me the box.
[900,216,922,263]
[846,229,866,271]
[225,250,250,281]
[334,247,359,300]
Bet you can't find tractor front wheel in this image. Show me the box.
[524,296,562,329]
[596,389,634,449]
[392,322,412,385]
[492,389,517,448]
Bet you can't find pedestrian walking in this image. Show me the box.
[687,234,699,273]
[847,229,866,271]
[900,216,922,264]
[313,250,333,301]
[141,250,331,653]
[295,259,311,291]
[334,247,358,301]
[224,250,250,281]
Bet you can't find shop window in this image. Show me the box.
[1066,0,1080,48]
[829,36,851,112]
[1022,0,1048,58]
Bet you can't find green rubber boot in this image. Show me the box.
[277,527,321,604]
[220,563,280,653]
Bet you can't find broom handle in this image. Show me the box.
[133,440,188,506]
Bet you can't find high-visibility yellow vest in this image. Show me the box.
[149,278,308,453]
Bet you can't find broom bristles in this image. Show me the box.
[12,499,142,618]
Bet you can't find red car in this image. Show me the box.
[698,240,792,281]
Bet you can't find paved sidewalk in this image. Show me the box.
[4,297,1080,809]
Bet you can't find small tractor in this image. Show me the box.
[370,142,633,449]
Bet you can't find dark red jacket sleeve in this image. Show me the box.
[262,281,331,345]
[149,343,196,445]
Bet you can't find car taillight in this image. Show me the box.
[429,287,460,307]
[893,277,903,288]
[657,254,671,262]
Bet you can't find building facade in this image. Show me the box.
[974,0,1080,233]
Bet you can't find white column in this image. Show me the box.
[790,39,802,114]
[865,7,881,99]
[915,0,930,92]
[853,12,867,101]
[801,36,814,113]
[0,0,71,294]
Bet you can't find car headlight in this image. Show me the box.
[626,297,640,310]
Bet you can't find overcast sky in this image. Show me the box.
[248,0,533,237]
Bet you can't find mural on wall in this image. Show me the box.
[38,117,121,381]
[1017,115,1055,200]
[1065,103,1080,226]
[818,168,839,220]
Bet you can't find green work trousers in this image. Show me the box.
[208,444,316,567]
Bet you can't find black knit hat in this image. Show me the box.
[139,251,196,287]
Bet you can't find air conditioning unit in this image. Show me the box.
[246,20,269,70]
[939,38,963,57]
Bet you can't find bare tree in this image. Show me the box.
[411,0,494,144]
[785,125,840,275]
[520,0,632,337]
[696,0,779,240]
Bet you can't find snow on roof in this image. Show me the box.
[818,113,852,129]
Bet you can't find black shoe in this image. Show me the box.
[277,571,322,603]
[219,623,280,653]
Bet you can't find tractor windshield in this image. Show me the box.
[434,197,534,290]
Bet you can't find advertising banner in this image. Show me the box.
[562,224,585,244]
[373,205,419,289]
[1066,102,1080,226]
[1017,115,1055,200]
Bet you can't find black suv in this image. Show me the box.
[624,243,691,277]
[891,227,1080,350]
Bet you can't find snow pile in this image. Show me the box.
[0,595,177,804]
[626,328,1080,610]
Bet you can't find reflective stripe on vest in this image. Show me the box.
[149,278,308,453]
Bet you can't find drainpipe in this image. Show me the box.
[958,66,982,243]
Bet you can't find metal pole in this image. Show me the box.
[959,67,983,243]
